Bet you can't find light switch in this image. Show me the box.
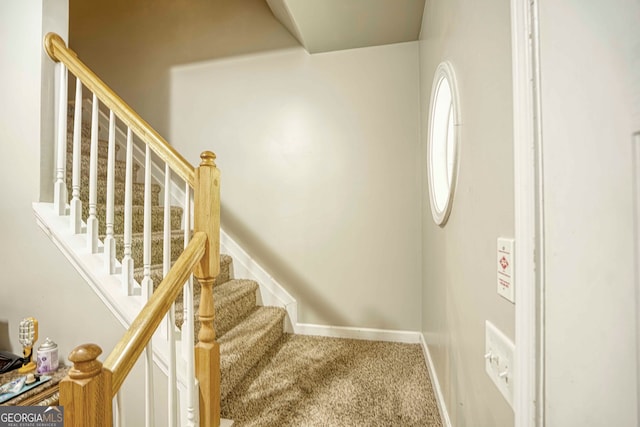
[485,321,515,407]
[497,237,515,303]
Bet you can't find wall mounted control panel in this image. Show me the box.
[485,320,515,408]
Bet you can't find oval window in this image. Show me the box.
[427,62,460,226]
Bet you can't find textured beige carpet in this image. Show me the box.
[222,334,442,427]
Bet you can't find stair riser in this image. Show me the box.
[217,256,232,286]
[67,181,161,207]
[65,119,92,140]
[220,310,285,400]
[66,134,116,159]
[81,205,183,235]
[213,290,257,338]
[175,283,257,339]
[65,153,139,185]
[133,255,232,288]
[115,234,184,267]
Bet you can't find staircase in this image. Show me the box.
[35,32,446,427]
[63,103,287,403]
[34,31,295,426]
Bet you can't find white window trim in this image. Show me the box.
[427,61,461,226]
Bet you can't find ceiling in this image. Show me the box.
[265,0,425,54]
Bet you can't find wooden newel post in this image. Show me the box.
[194,151,221,427]
[60,344,113,427]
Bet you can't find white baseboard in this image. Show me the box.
[294,323,422,343]
[219,230,428,345]
[420,333,452,427]
[219,229,298,332]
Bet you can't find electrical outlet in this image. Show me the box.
[485,321,515,407]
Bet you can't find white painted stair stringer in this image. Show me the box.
[32,201,195,414]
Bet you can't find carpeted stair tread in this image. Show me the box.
[173,279,259,339]
[219,306,286,400]
[81,204,183,235]
[66,135,117,159]
[108,230,185,267]
[66,106,103,135]
[133,254,233,288]
[211,280,259,337]
[135,264,169,288]
[215,253,233,287]
[65,118,92,140]
[65,151,139,184]
[67,179,161,207]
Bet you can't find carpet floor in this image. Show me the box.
[221,334,442,427]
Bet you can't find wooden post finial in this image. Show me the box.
[44,32,66,62]
[200,151,217,167]
[68,343,103,380]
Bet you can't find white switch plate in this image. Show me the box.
[497,237,515,303]
[485,321,515,407]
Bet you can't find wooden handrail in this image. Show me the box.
[45,31,222,423]
[43,32,196,187]
[104,232,207,395]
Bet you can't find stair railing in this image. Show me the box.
[44,32,221,427]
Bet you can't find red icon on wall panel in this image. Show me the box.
[499,256,509,270]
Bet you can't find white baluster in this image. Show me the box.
[114,391,124,427]
[87,93,99,253]
[163,164,178,427]
[104,110,116,273]
[182,183,197,427]
[70,77,83,233]
[53,63,68,215]
[122,128,134,295]
[142,143,153,294]
[142,144,154,427]
[144,341,155,427]
[164,164,172,273]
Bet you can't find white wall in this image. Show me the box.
[0,2,166,425]
[170,43,422,330]
[419,0,515,425]
[70,0,299,138]
[539,1,640,426]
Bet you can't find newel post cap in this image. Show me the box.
[200,151,217,167]
[68,343,103,380]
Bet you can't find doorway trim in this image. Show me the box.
[511,0,544,425]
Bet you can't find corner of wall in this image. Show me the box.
[39,0,69,203]
[420,333,452,427]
